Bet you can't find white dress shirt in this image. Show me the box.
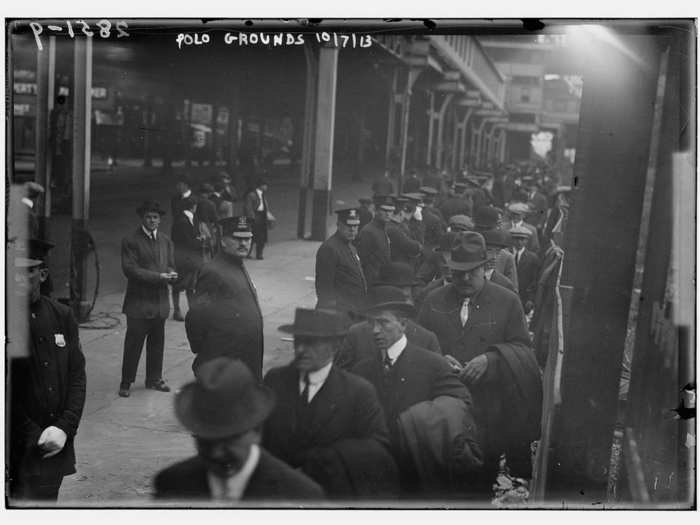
[514,247,525,266]
[182,189,192,198]
[485,268,495,280]
[299,361,333,403]
[142,226,157,240]
[206,443,260,501]
[385,334,408,365]
[183,209,194,226]
[256,189,264,212]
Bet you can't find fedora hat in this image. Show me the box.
[375,262,420,287]
[175,357,275,439]
[136,200,166,216]
[13,237,55,268]
[446,232,489,272]
[365,285,416,316]
[278,308,350,338]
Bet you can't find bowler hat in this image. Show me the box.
[474,206,500,230]
[482,228,512,248]
[175,357,275,439]
[365,285,416,316]
[375,262,420,287]
[373,194,396,211]
[13,237,55,268]
[278,308,350,338]
[446,232,489,272]
[219,216,253,238]
[136,200,167,216]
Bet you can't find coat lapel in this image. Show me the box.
[306,367,340,439]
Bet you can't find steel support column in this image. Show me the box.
[398,67,421,194]
[298,43,318,239]
[458,108,474,169]
[35,35,56,239]
[384,68,398,173]
[309,46,339,242]
[425,90,436,167]
[435,93,454,170]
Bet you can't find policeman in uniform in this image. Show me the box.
[186,216,264,379]
[315,208,368,315]
[8,239,87,502]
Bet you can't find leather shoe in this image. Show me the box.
[173,311,184,322]
[118,386,130,398]
[145,379,171,392]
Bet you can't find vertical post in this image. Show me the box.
[398,68,420,195]
[309,45,339,242]
[435,93,454,170]
[35,35,56,238]
[451,109,460,171]
[298,43,318,239]
[459,108,473,169]
[499,127,507,162]
[71,35,93,321]
[425,90,435,167]
[384,68,398,173]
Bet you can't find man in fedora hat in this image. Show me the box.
[314,208,368,315]
[481,229,519,295]
[357,195,394,287]
[244,176,273,260]
[186,216,264,379]
[154,357,324,503]
[335,263,441,370]
[417,232,542,494]
[118,201,177,398]
[509,225,541,314]
[263,308,397,499]
[8,238,87,502]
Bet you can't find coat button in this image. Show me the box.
[43,361,49,367]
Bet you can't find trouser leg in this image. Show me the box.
[121,317,148,386]
[171,289,181,313]
[145,317,166,384]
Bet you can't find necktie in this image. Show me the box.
[460,298,470,326]
[383,354,393,372]
[300,373,310,405]
[516,250,521,267]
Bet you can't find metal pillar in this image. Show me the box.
[398,68,421,194]
[35,35,56,238]
[298,43,318,239]
[498,127,507,162]
[425,90,435,166]
[435,93,454,170]
[70,36,93,321]
[384,68,398,172]
[458,108,474,169]
[309,45,339,242]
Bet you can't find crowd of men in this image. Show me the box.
[7,160,572,505]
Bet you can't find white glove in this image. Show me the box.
[37,426,67,459]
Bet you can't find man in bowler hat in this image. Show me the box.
[119,201,177,397]
[154,357,324,503]
[263,308,397,499]
[186,216,264,379]
[8,238,87,502]
[314,208,368,315]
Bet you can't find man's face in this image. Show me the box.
[293,336,338,373]
[141,211,161,231]
[221,235,252,257]
[337,221,359,242]
[450,265,486,298]
[259,184,268,192]
[374,208,390,223]
[485,246,500,270]
[14,264,48,302]
[513,237,528,250]
[196,429,260,478]
[369,309,406,350]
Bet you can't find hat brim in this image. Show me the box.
[364,302,416,317]
[343,220,361,226]
[14,257,43,268]
[174,382,275,439]
[277,324,348,338]
[446,258,489,272]
[228,232,253,238]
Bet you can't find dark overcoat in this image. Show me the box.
[515,249,541,307]
[489,270,518,295]
[314,231,367,314]
[335,319,442,370]
[357,218,391,287]
[186,251,264,379]
[9,296,86,487]
[153,449,325,502]
[171,213,204,291]
[121,228,175,319]
[386,221,422,265]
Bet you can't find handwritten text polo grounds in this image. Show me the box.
[175,32,373,50]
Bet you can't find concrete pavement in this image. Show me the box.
[48,163,376,505]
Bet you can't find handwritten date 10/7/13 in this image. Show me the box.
[30,20,130,51]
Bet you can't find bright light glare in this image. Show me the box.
[565,24,646,68]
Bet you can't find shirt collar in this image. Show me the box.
[256,188,263,197]
[386,334,407,364]
[183,210,194,222]
[485,268,495,280]
[514,219,523,227]
[142,226,157,239]
[182,189,192,198]
[21,197,34,209]
[305,361,333,387]
[516,246,526,257]
[206,443,260,500]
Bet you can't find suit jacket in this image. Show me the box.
[244,189,270,222]
[489,269,518,295]
[504,220,540,253]
[336,319,441,370]
[526,190,549,230]
[422,207,446,247]
[171,213,204,289]
[358,207,373,232]
[417,280,531,364]
[9,296,86,483]
[186,251,264,378]
[315,231,367,314]
[495,248,519,291]
[514,248,541,306]
[263,365,393,497]
[357,218,391,287]
[153,449,325,503]
[386,221,422,264]
[351,342,468,442]
[121,228,175,319]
